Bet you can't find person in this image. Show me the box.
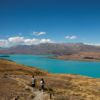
[31,75,36,88]
[40,78,45,91]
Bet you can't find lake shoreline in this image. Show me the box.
[50,56,100,62]
[52,52,100,62]
[0,54,100,78]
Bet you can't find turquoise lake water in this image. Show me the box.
[1,54,100,78]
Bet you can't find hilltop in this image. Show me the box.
[0,59,100,100]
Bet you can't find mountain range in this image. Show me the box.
[0,43,100,55]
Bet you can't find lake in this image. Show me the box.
[1,54,100,78]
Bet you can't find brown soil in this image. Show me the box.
[0,59,100,100]
[57,52,100,62]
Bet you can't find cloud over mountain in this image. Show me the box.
[8,37,24,43]
[0,40,8,47]
[0,36,54,47]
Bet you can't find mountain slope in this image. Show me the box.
[0,59,100,100]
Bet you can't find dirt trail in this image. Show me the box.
[34,91,50,100]
[12,75,51,100]
[34,91,43,100]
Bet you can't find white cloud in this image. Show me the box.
[40,39,53,43]
[0,36,54,47]
[33,32,46,36]
[24,38,53,45]
[65,35,77,40]
[24,38,40,45]
[8,36,24,43]
[0,40,8,47]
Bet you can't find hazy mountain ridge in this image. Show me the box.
[0,43,100,55]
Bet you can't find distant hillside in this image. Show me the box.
[0,59,100,100]
[0,43,100,55]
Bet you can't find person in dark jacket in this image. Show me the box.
[40,78,45,91]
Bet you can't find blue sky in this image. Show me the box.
[0,0,100,47]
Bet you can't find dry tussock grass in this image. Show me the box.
[0,59,100,100]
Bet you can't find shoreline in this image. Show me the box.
[1,58,100,79]
[51,52,100,62]
[51,56,100,62]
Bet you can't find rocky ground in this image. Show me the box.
[0,59,100,100]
